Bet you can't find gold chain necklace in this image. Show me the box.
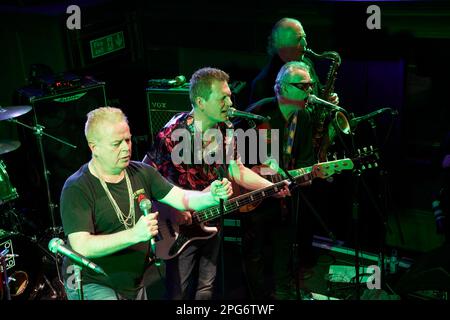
[91,161,135,229]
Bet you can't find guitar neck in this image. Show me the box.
[285,166,313,179]
[192,170,314,224]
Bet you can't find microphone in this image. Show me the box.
[168,75,186,86]
[349,108,398,128]
[308,94,348,114]
[138,196,158,255]
[48,238,107,276]
[148,75,186,88]
[227,107,270,122]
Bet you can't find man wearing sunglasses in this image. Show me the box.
[239,60,338,299]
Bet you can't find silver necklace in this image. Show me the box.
[91,161,135,229]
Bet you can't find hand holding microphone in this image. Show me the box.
[210,178,233,203]
[135,198,159,243]
[136,195,160,263]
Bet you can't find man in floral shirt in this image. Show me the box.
[143,67,288,300]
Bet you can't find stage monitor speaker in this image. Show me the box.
[15,81,107,218]
[394,243,450,295]
[146,86,191,141]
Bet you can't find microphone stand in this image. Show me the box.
[348,117,396,299]
[365,117,400,289]
[280,167,302,300]
[215,166,226,299]
[73,264,84,300]
[9,118,75,300]
[281,166,337,300]
[351,167,362,300]
[8,118,76,236]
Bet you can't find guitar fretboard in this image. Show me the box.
[192,170,313,224]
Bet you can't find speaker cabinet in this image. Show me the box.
[146,86,191,141]
[15,81,107,220]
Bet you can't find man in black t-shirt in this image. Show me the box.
[60,107,233,300]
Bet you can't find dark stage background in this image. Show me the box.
[1,0,450,300]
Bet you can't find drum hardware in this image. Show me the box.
[3,105,75,235]
[28,273,61,300]
[1,230,29,300]
[0,160,19,206]
[0,229,66,300]
[0,207,24,234]
[0,247,12,300]
[0,105,32,121]
[0,140,21,155]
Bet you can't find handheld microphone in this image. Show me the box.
[308,94,348,114]
[138,196,158,255]
[48,238,107,276]
[227,107,270,122]
[349,108,397,128]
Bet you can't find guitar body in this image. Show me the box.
[153,201,218,260]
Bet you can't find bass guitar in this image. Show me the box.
[154,158,355,260]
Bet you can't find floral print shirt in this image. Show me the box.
[144,112,237,191]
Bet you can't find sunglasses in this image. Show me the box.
[288,82,314,91]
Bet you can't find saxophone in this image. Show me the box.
[305,48,350,162]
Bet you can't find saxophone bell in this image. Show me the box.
[330,111,351,136]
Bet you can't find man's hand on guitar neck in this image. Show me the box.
[249,164,291,197]
[272,181,291,198]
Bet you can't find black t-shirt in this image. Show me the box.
[60,161,173,298]
[243,97,316,169]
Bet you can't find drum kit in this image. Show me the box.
[0,105,66,300]
[0,105,29,206]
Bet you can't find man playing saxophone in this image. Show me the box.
[249,17,339,106]
[240,17,342,299]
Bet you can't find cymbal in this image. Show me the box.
[0,105,32,121]
[0,140,21,155]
